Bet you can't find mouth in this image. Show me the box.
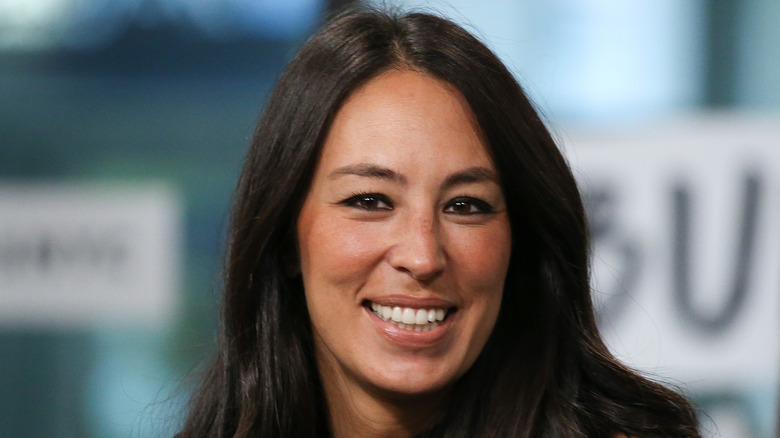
[365,300,455,332]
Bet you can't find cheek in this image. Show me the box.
[298,213,387,288]
[448,223,512,292]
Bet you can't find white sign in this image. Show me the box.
[565,112,780,437]
[0,182,180,328]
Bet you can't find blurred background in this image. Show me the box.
[0,0,777,437]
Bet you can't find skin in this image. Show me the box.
[297,69,512,437]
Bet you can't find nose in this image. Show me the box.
[387,211,446,282]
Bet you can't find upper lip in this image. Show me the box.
[365,294,457,309]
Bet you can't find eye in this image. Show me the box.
[444,197,494,215]
[342,193,393,211]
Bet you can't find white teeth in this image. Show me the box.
[381,306,393,320]
[391,307,403,322]
[415,309,428,324]
[370,302,449,331]
[402,308,416,324]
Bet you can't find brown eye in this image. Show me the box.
[343,193,393,211]
[444,197,493,215]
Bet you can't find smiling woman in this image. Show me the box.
[297,71,511,435]
[176,7,702,438]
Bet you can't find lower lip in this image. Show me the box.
[365,306,453,348]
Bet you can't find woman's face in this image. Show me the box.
[297,70,512,400]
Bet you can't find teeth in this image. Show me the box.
[392,307,403,322]
[370,302,449,331]
[381,305,393,320]
[402,308,416,324]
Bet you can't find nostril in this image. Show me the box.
[386,221,446,280]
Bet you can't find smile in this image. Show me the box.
[369,302,450,331]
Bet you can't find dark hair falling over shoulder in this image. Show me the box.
[177,7,702,438]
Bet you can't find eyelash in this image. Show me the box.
[444,197,494,215]
[341,192,393,211]
[341,192,494,215]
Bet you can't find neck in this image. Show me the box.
[321,372,450,438]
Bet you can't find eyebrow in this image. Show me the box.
[328,163,407,184]
[441,166,499,190]
[328,163,499,189]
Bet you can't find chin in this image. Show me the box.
[365,361,464,400]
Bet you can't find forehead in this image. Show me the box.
[317,69,493,174]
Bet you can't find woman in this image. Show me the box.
[177,8,701,438]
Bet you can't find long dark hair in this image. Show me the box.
[177,8,701,438]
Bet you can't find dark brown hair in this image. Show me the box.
[177,7,701,438]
